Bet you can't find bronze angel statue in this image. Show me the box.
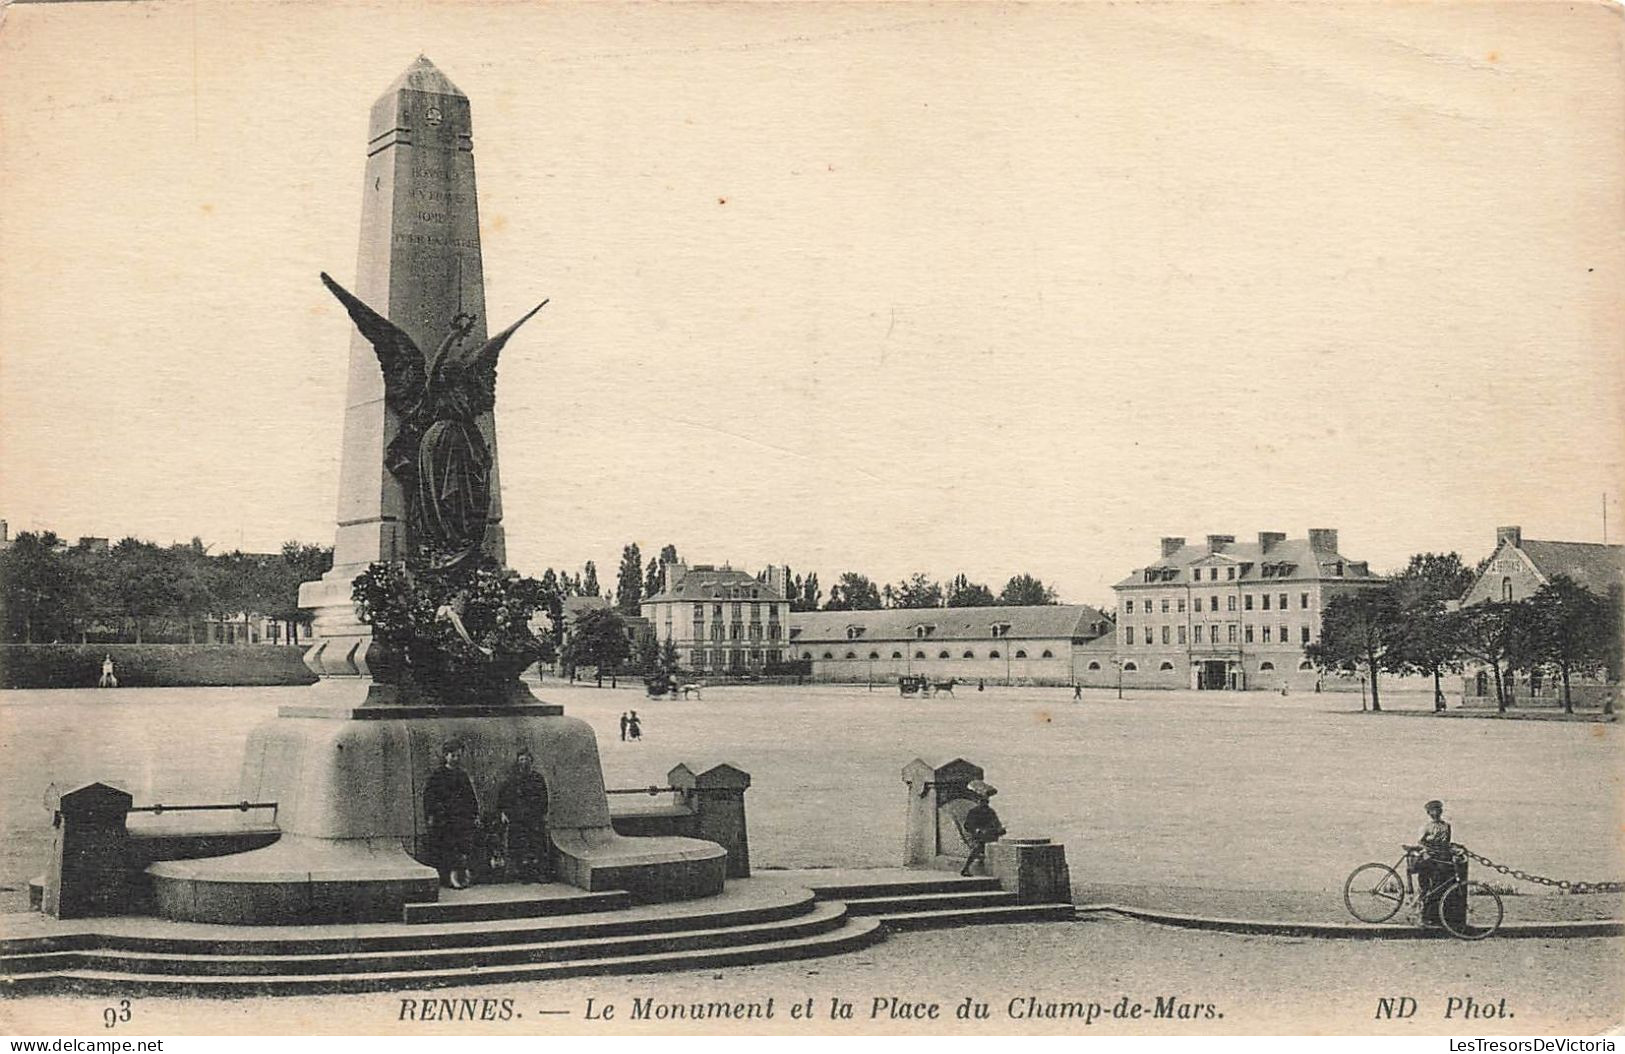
[321,272,546,569]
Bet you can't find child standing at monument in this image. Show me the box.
[959,780,1006,877]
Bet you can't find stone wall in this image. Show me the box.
[0,644,318,689]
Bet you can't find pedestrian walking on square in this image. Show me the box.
[1072,684,1082,702]
[98,655,118,688]
[627,710,642,741]
[959,780,1006,877]
[619,712,629,741]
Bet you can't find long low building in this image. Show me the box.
[787,605,1114,686]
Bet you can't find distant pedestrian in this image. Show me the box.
[959,780,1006,877]
[619,712,629,741]
[978,679,985,692]
[627,710,642,741]
[98,655,117,689]
[1072,684,1082,702]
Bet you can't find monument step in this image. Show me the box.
[1,916,885,996]
[31,903,851,978]
[402,888,631,924]
[0,890,819,959]
[840,889,1024,915]
[875,903,1076,931]
[807,876,1003,900]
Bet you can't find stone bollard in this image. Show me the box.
[44,782,134,918]
[987,838,1072,904]
[902,757,984,870]
[670,763,752,878]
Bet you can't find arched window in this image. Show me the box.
[1259,661,1275,671]
[1041,649,1054,659]
[869,651,880,660]
[1501,577,1513,602]
[914,650,926,660]
[1087,661,1101,671]
[1298,660,1313,672]
[962,650,976,659]
[821,651,833,660]
[801,651,812,660]
[1159,661,1174,671]
[988,649,1001,659]
[938,650,951,659]
[844,650,856,659]
[1123,661,1138,672]
[891,651,903,660]
[1015,649,1028,659]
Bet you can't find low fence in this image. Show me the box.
[0,644,318,689]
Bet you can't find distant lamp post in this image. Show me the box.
[1359,674,1368,712]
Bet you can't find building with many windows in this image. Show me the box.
[787,605,1113,685]
[1084,528,1385,691]
[641,563,791,674]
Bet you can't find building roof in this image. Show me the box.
[562,595,609,618]
[644,565,787,604]
[1517,540,1625,595]
[787,604,1111,644]
[1114,536,1379,589]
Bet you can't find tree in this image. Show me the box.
[1446,600,1536,713]
[890,573,944,609]
[562,607,631,687]
[826,572,882,611]
[643,557,662,600]
[1527,576,1614,713]
[264,542,331,645]
[1305,588,1402,711]
[1389,552,1477,709]
[800,572,821,612]
[108,537,187,644]
[1000,574,1058,606]
[581,561,600,597]
[0,531,81,643]
[946,573,997,608]
[615,543,643,615]
[658,544,680,566]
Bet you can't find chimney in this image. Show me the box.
[763,564,790,599]
[1160,536,1185,558]
[1495,525,1522,550]
[1308,528,1339,553]
[1257,531,1286,554]
[1206,534,1234,554]
[664,561,688,592]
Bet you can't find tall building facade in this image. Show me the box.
[1095,528,1385,691]
[641,563,791,674]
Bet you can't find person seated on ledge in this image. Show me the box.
[960,779,1007,877]
[1409,799,1456,928]
[424,740,480,889]
[497,747,551,882]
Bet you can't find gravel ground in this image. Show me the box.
[4,918,1620,1036]
[3,682,1621,912]
[1080,884,1625,924]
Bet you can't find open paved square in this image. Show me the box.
[3,682,1620,912]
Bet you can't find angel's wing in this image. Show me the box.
[459,300,547,413]
[320,272,428,401]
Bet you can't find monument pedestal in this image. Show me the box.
[149,682,725,924]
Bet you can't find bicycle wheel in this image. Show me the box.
[1344,863,1407,923]
[1439,880,1503,940]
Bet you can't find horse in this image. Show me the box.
[679,683,703,700]
[930,678,957,697]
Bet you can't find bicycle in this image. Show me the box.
[1343,845,1505,939]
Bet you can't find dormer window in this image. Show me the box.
[990,623,1011,638]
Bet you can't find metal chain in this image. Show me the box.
[1456,846,1625,895]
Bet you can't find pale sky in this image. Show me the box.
[2,1,1622,604]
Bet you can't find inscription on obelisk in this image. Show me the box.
[300,56,506,676]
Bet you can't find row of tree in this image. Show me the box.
[1307,553,1621,713]
[0,531,333,645]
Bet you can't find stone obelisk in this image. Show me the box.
[299,55,506,677]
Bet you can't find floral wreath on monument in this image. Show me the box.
[352,552,555,685]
